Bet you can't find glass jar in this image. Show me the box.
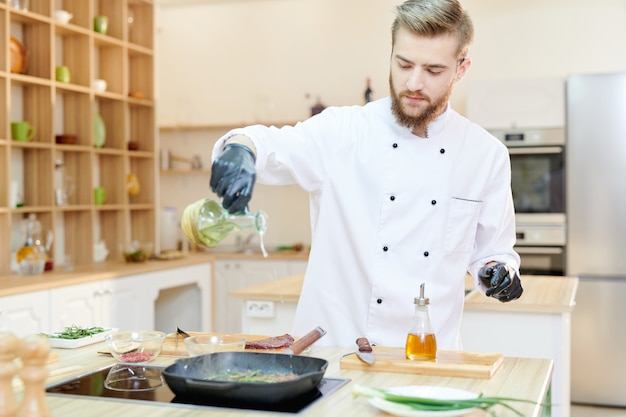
[16,214,46,275]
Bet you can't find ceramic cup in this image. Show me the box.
[94,15,108,35]
[93,79,107,92]
[10,0,28,11]
[94,186,107,205]
[11,121,36,142]
[55,65,70,83]
[54,10,73,24]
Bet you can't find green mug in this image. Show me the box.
[11,121,36,142]
[94,15,108,35]
[55,65,70,83]
[94,187,107,205]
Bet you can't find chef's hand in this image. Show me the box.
[210,143,256,214]
[478,262,523,302]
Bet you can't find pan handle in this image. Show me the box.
[283,326,326,355]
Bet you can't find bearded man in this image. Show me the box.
[208,0,522,349]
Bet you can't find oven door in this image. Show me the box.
[507,146,566,276]
[508,146,565,216]
[516,246,565,276]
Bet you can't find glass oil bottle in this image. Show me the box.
[405,282,437,360]
[16,214,47,275]
[180,198,269,256]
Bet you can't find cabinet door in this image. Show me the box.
[49,282,102,330]
[0,291,50,336]
[101,277,155,331]
[214,260,290,333]
[150,263,212,333]
[287,260,307,275]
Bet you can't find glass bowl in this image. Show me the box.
[184,334,246,357]
[104,363,165,391]
[105,330,166,363]
[120,241,153,263]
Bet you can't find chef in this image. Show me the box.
[209,0,523,349]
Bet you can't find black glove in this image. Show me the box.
[478,262,523,302]
[210,143,256,214]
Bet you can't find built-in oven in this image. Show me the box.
[490,128,566,275]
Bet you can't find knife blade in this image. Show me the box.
[355,337,375,365]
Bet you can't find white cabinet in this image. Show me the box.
[48,263,212,333]
[214,259,306,333]
[0,261,213,337]
[462,309,572,417]
[49,282,101,330]
[241,302,298,336]
[0,291,50,337]
[151,263,212,333]
[49,276,155,331]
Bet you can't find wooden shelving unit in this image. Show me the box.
[0,0,155,275]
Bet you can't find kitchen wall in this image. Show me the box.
[156,0,626,248]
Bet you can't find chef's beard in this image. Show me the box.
[389,74,453,135]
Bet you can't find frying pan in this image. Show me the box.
[162,351,328,405]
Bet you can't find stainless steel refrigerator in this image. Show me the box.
[567,72,626,407]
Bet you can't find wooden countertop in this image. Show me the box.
[464,275,579,313]
[35,341,552,417]
[230,273,304,303]
[0,250,308,298]
[231,273,579,313]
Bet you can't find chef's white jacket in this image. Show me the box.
[213,97,520,349]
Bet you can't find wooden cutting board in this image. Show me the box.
[340,348,503,379]
[160,332,276,357]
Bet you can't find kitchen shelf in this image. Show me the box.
[158,121,297,132]
[0,0,156,276]
[160,169,211,176]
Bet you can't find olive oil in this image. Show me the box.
[198,221,241,247]
[181,198,268,256]
[405,332,437,360]
[405,282,437,360]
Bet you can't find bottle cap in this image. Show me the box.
[414,282,430,306]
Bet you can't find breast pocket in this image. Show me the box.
[443,197,483,253]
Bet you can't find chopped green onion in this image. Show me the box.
[352,384,541,416]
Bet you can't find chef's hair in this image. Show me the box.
[392,0,474,60]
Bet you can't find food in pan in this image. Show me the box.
[205,369,299,383]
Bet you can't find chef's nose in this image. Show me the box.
[406,69,425,92]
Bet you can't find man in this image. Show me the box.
[209,0,523,349]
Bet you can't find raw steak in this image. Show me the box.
[245,334,294,350]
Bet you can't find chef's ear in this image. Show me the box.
[454,57,471,83]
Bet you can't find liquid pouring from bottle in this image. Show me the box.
[180,198,268,257]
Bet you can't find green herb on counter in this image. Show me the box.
[352,384,540,416]
[41,325,108,340]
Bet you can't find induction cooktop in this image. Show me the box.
[46,365,349,414]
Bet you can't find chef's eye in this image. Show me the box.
[395,59,413,70]
[427,68,444,75]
